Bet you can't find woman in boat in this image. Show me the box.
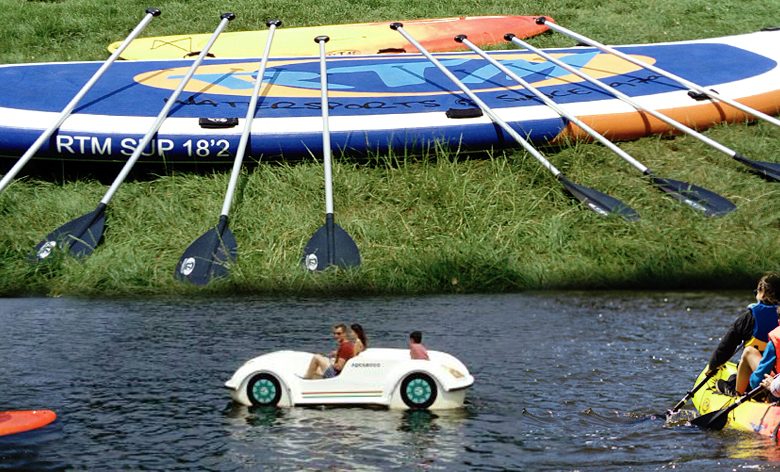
[711,273,780,396]
[350,324,367,355]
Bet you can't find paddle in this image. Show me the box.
[536,18,780,129]
[0,8,161,194]
[390,23,638,221]
[690,380,772,431]
[301,35,361,271]
[505,33,780,183]
[33,13,236,261]
[667,369,718,416]
[175,19,281,285]
[456,35,735,217]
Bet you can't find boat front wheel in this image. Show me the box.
[247,373,282,407]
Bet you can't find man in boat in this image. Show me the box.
[304,323,355,379]
[710,273,780,396]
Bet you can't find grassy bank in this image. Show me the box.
[0,0,779,297]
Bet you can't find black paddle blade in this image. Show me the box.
[690,408,729,431]
[33,204,106,260]
[649,176,736,217]
[175,226,237,285]
[558,175,639,221]
[302,222,361,271]
[733,153,780,181]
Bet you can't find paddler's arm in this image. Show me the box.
[708,309,753,372]
[750,342,776,390]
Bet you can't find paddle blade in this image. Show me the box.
[175,225,237,285]
[558,176,639,221]
[33,205,106,260]
[649,176,736,217]
[690,409,729,431]
[733,153,780,182]
[302,222,361,271]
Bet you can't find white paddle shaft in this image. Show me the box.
[220,20,280,217]
[392,24,562,177]
[0,8,160,193]
[458,36,649,174]
[542,20,780,128]
[317,36,334,215]
[507,35,740,158]
[100,13,235,206]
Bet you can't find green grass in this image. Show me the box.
[0,0,779,296]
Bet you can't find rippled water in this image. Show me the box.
[1,292,778,470]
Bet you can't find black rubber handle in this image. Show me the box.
[535,16,547,25]
[454,34,467,43]
[504,33,516,41]
[314,35,330,43]
[389,22,403,30]
[266,19,282,28]
[221,12,236,21]
[145,7,161,17]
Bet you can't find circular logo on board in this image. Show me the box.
[180,257,196,276]
[37,241,57,259]
[305,253,319,271]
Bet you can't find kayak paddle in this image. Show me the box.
[524,18,780,181]
[301,35,361,271]
[392,23,638,220]
[459,35,735,217]
[33,13,236,260]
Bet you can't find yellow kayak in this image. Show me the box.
[692,362,780,437]
[107,15,553,59]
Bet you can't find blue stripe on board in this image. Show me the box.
[0,42,774,119]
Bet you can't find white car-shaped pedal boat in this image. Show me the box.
[225,348,474,410]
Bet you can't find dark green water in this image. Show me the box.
[1,292,777,470]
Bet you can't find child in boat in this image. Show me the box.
[711,273,780,396]
[409,331,429,360]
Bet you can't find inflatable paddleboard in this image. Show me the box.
[0,410,57,436]
[108,15,553,59]
[1,30,779,165]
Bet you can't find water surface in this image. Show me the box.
[0,292,775,470]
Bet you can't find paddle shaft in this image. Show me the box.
[220,19,281,217]
[101,13,235,206]
[0,8,161,193]
[670,369,717,414]
[538,18,780,129]
[317,36,335,216]
[390,24,562,177]
[505,35,744,160]
[317,35,335,265]
[456,35,648,174]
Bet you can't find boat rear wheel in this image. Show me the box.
[401,373,438,409]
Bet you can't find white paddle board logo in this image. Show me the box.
[305,253,318,271]
[37,241,57,259]
[180,257,196,276]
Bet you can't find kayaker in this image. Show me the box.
[304,323,355,379]
[711,273,780,396]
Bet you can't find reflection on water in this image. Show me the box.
[1,292,777,470]
[222,402,469,470]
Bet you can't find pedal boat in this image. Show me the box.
[225,348,474,410]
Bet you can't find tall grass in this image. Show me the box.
[0,0,778,296]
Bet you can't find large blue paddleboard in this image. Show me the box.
[0,30,778,164]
